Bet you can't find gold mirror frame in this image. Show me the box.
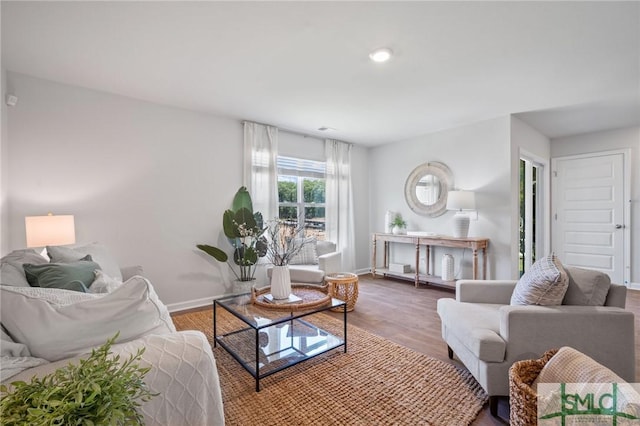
[404,161,454,217]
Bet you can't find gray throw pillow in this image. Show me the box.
[23,255,100,293]
[288,237,319,265]
[562,266,611,306]
[511,254,569,306]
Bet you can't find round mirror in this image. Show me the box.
[415,174,441,206]
[405,162,453,217]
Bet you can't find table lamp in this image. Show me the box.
[446,191,475,238]
[25,213,76,248]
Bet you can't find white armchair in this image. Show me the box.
[267,240,342,285]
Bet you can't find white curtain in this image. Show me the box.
[243,122,278,222]
[325,139,355,273]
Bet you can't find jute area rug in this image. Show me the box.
[171,308,488,426]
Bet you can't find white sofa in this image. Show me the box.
[0,245,224,426]
[266,240,342,284]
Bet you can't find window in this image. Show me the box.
[277,156,326,240]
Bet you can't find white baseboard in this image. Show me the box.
[166,296,215,313]
[169,271,374,313]
[628,282,640,291]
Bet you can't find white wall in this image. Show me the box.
[3,73,372,309]
[551,126,640,285]
[4,73,244,309]
[369,116,515,280]
[1,68,8,256]
[350,144,371,272]
[510,117,552,267]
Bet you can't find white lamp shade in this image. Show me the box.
[446,191,476,211]
[25,215,76,248]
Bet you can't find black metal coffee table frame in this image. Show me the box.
[213,293,347,391]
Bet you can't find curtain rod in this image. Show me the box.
[241,120,351,145]
[241,120,314,139]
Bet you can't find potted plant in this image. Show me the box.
[390,213,407,235]
[0,333,156,425]
[264,219,310,299]
[197,187,268,282]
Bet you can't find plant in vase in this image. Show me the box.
[197,187,268,282]
[265,219,310,299]
[390,214,407,235]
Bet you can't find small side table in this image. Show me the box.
[325,272,359,312]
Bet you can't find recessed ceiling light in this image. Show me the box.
[369,48,393,63]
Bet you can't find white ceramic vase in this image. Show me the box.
[441,254,455,281]
[392,225,406,235]
[385,210,394,234]
[270,265,292,299]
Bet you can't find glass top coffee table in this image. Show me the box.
[213,287,347,391]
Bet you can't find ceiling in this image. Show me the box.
[2,1,639,146]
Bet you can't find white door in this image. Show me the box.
[552,152,628,284]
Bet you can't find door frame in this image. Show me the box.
[551,149,631,286]
[520,149,551,274]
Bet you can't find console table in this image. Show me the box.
[371,233,489,288]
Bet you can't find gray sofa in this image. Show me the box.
[437,278,635,415]
[267,240,342,284]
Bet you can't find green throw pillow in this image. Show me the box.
[23,255,100,293]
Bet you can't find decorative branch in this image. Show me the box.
[265,219,312,266]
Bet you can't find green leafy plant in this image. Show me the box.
[197,186,268,281]
[0,333,156,425]
[390,213,407,228]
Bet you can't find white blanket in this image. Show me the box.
[3,331,224,426]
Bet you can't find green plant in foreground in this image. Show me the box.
[0,333,157,426]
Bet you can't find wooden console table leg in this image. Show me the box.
[426,245,430,276]
[472,249,479,280]
[372,235,377,278]
[384,241,389,268]
[482,247,487,280]
[414,242,420,287]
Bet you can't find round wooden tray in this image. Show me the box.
[251,284,332,311]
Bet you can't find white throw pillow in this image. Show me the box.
[47,243,123,281]
[89,270,123,294]
[1,263,30,287]
[511,254,569,306]
[533,347,640,419]
[0,277,175,361]
[288,237,319,265]
[533,346,625,388]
